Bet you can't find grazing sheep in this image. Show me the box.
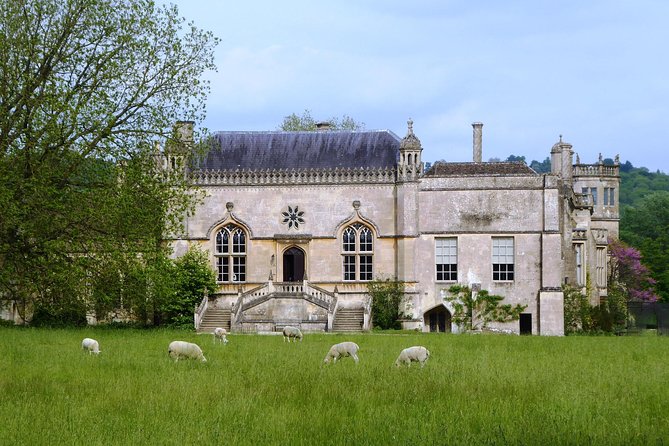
[323,341,359,364]
[81,338,101,355]
[213,327,229,344]
[282,326,303,342]
[395,346,430,368]
[168,341,207,363]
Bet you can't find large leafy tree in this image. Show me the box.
[620,191,669,301]
[279,109,365,131]
[0,0,218,321]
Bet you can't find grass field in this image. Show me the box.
[1,328,668,445]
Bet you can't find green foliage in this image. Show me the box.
[444,284,526,332]
[563,285,593,334]
[279,109,365,131]
[564,284,630,335]
[506,154,526,163]
[165,247,217,327]
[603,286,630,333]
[31,298,87,327]
[529,156,551,173]
[88,247,216,327]
[0,0,218,318]
[367,278,405,330]
[619,166,669,207]
[620,192,669,301]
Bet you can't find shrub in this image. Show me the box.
[563,285,592,334]
[31,299,87,327]
[367,278,405,330]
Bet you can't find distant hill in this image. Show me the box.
[618,163,669,207]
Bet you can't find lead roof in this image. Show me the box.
[195,130,401,171]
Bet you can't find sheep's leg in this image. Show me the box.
[352,353,359,364]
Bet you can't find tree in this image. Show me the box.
[367,278,405,330]
[443,284,526,332]
[0,0,218,321]
[166,247,217,327]
[529,157,551,173]
[279,109,365,131]
[619,190,669,301]
[506,155,526,163]
[608,239,660,302]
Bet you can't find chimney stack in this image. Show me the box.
[472,122,483,163]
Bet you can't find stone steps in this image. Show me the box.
[332,308,364,332]
[197,308,231,333]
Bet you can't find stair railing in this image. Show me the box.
[194,289,209,330]
[363,295,372,331]
[303,282,338,313]
[240,283,272,311]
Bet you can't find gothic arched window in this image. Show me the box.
[214,224,246,283]
[342,223,373,281]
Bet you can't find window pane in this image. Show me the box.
[596,247,606,287]
[216,230,229,254]
[343,255,356,281]
[360,255,373,281]
[216,257,229,282]
[359,227,373,252]
[232,228,245,254]
[492,238,514,281]
[233,257,245,282]
[436,238,457,281]
[343,228,356,252]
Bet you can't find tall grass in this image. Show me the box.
[1,328,668,445]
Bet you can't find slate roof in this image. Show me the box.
[195,130,401,171]
[424,161,537,176]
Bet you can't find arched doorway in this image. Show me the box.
[283,247,305,282]
[424,306,452,333]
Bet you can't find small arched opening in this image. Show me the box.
[424,305,452,333]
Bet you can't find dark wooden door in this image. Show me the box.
[283,247,305,282]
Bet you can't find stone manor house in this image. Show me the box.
[166,120,619,336]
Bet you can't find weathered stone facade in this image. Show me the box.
[174,120,619,336]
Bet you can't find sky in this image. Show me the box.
[168,0,669,172]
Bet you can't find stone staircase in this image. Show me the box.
[196,308,231,333]
[332,308,364,332]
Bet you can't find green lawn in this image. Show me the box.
[1,328,668,445]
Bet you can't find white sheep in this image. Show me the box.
[395,346,430,368]
[213,327,229,344]
[168,341,207,362]
[81,338,101,355]
[323,341,359,364]
[282,326,303,342]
